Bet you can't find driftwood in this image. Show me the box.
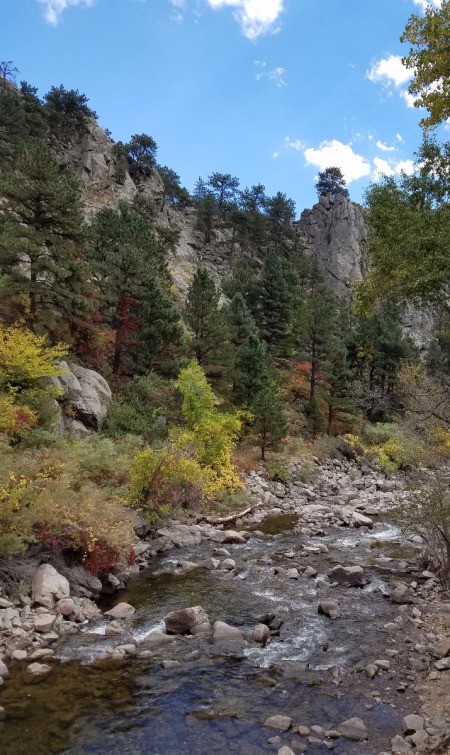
[200,501,263,526]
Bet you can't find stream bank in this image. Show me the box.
[0,457,449,754]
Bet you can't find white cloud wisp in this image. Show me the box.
[207,0,284,38]
[39,0,95,25]
[304,139,371,185]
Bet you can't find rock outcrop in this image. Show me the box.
[296,193,368,298]
[52,361,112,437]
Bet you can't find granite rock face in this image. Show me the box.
[297,193,368,299]
[52,361,112,437]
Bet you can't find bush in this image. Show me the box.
[266,460,291,485]
[363,422,398,446]
[398,483,450,587]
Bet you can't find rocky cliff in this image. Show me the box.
[296,193,368,299]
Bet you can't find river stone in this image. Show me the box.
[32,564,70,609]
[328,565,367,587]
[390,735,412,753]
[434,657,450,670]
[318,601,341,620]
[69,566,102,597]
[304,565,318,578]
[338,717,368,741]
[431,637,450,659]
[213,621,244,641]
[374,659,390,670]
[11,650,27,661]
[286,568,299,579]
[263,715,292,732]
[410,730,429,748]
[104,602,135,620]
[390,584,413,604]
[55,598,75,616]
[278,748,295,755]
[105,620,125,636]
[221,559,236,571]
[164,606,209,635]
[402,714,424,734]
[251,624,270,644]
[0,660,9,678]
[139,631,176,649]
[34,614,56,633]
[220,530,247,544]
[24,662,52,683]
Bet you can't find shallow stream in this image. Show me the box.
[0,514,424,754]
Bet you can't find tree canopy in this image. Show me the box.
[315,167,349,199]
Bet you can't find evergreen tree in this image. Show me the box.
[207,172,240,217]
[133,277,184,375]
[90,203,168,373]
[304,396,326,440]
[324,337,355,434]
[239,183,267,249]
[315,167,349,199]
[259,249,292,353]
[184,268,227,367]
[193,179,218,244]
[233,333,268,407]
[44,85,96,138]
[296,271,338,401]
[226,293,256,348]
[264,191,296,249]
[250,378,288,460]
[0,141,91,340]
[157,165,190,210]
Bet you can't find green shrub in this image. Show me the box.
[363,422,398,446]
[266,460,291,484]
[104,373,180,442]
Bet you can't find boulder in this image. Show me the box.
[69,566,102,597]
[164,606,209,635]
[34,614,56,633]
[328,564,368,588]
[32,564,70,609]
[318,601,341,620]
[23,662,52,683]
[402,714,424,734]
[55,598,75,616]
[57,361,112,431]
[263,715,292,732]
[213,621,244,641]
[251,624,270,644]
[104,602,135,620]
[338,717,368,741]
[219,530,247,544]
[0,660,9,678]
[390,735,412,754]
[390,584,413,604]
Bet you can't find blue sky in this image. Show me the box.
[1,0,442,214]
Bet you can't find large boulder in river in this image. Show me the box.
[164,606,210,635]
[213,621,245,641]
[328,565,369,588]
[32,564,70,609]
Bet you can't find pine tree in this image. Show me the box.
[296,270,338,401]
[259,249,292,354]
[304,396,325,440]
[226,293,256,349]
[184,268,227,368]
[134,277,184,375]
[193,180,218,244]
[250,378,288,460]
[315,167,349,199]
[324,337,355,434]
[0,141,91,340]
[90,203,168,373]
[233,334,268,407]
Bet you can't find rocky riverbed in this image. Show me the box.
[0,457,449,754]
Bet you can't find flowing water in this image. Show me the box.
[0,514,424,754]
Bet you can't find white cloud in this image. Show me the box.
[396,132,404,143]
[206,0,284,39]
[39,0,95,24]
[373,156,415,180]
[413,0,442,11]
[376,139,396,152]
[304,139,371,185]
[401,89,417,108]
[256,64,286,87]
[285,137,305,151]
[367,54,412,87]
[272,151,280,159]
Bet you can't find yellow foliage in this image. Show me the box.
[0,392,37,439]
[0,324,67,385]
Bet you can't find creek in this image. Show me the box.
[0,508,427,754]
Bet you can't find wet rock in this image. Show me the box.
[164,606,209,635]
[263,714,292,732]
[340,508,373,528]
[218,530,247,544]
[410,730,429,748]
[11,649,27,661]
[304,565,318,578]
[23,662,52,683]
[328,564,368,588]
[0,660,9,678]
[32,564,70,609]
[318,601,341,620]
[104,602,135,620]
[251,624,270,644]
[390,584,414,604]
[161,659,180,669]
[213,621,244,641]
[28,649,54,661]
[402,714,424,734]
[139,631,176,649]
[390,734,412,753]
[374,659,390,670]
[221,558,236,571]
[298,726,311,736]
[338,717,368,741]
[286,568,299,579]
[278,748,295,755]
[365,663,378,678]
[105,621,126,636]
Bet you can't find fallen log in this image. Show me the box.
[200,501,263,526]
